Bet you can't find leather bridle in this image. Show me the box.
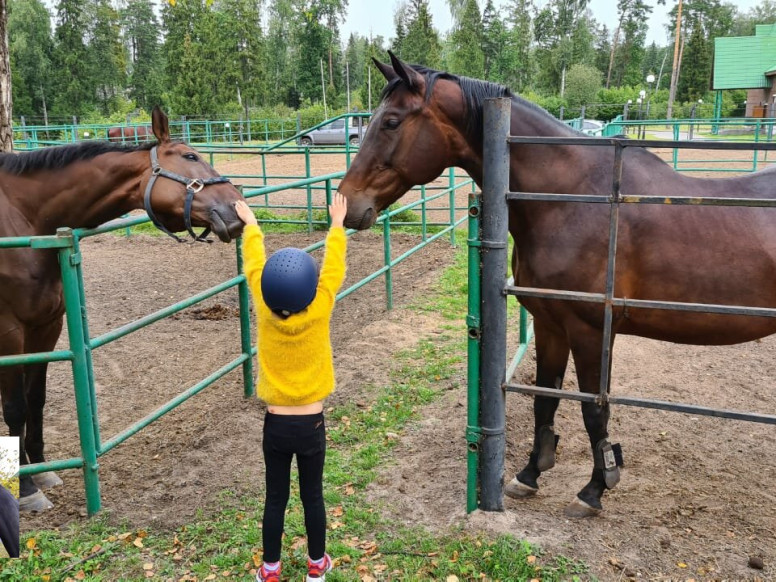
[143,145,231,242]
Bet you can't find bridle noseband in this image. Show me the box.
[143,145,231,243]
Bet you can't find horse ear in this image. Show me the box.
[151,106,170,143]
[372,57,398,82]
[387,50,422,92]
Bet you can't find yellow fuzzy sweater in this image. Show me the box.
[242,224,347,405]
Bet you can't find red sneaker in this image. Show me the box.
[256,562,281,582]
[306,553,333,581]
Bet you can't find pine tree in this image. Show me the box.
[399,0,442,67]
[52,0,94,117]
[90,0,128,115]
[8,0,54,120]
[122,0,163,111]
[449,0,485,78]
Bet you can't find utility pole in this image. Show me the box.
[666,0,683,120]
[320,59,328,118]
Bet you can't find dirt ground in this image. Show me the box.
[20,149,776,581]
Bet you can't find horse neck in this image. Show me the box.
[24,150,148,235]
[457,97,586,192]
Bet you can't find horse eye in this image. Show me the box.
[384,119,401,130]
[183,153,199,161]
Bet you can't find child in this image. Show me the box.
[235,193,348,582]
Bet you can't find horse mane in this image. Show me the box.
[0,140,158,176]
[380,64,579,142]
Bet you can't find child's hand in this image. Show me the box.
[329,193,348,228]
[234,200,258,226]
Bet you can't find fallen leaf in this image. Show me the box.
[446,576,460,582]
[331,505,344,517]
[678,562,688,568]
[527,555,537,565]
[133,538,144,548]
[345,484,355,496]
[143,563,154,570]
[74,572,86,581]
[26,538,36,550]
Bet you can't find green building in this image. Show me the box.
[713,24,776,117]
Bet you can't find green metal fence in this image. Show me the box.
[0,166,473,516]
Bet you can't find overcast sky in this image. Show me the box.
[342,0,764,47]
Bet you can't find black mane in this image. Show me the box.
[380,64,579,141]
[0,140,158,176]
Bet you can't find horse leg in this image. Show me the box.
[505,319,569,499]
[564,328,621,518]
[24,320,64,492]
[0,365,52,512]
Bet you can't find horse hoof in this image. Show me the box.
[504,477,538,499]
[19,490,54,513]
[564,497,602,518]
[33,471,64,489]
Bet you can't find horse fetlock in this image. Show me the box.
[593,439,624,489]
[535,424,559,472]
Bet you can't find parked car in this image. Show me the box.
[581,119,605,136]
[298,118,366,146]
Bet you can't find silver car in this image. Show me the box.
[298,118,366,146]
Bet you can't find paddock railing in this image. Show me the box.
[1,167,473,515]
[466,97,776,513]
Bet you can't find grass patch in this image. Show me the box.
[11,236,588,582]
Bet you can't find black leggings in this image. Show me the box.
[262,412,326,563]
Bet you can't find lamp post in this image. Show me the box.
[638,89,647,138]
[689,99,702,140]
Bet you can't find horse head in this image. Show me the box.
[338,52,474,230]
[142,107,245,242]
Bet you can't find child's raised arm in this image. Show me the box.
[235,200,266,295]
[318,194,348,296]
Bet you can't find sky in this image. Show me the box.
[341,0,763,47]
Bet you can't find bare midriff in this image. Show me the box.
[268,401,324,415]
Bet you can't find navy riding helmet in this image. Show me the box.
[261,248,319,317]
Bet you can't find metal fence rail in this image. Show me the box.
[467,97,776,513]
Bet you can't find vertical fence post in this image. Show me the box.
[466,190,482,513]
[56,228,101,515]
[448,167,457,246]
[235,240,255,398]
[478,98,510,511]
[420,184,427,241]
[383,212,393,310]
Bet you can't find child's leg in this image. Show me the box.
[262,413,294,563]
[296,414,327,560]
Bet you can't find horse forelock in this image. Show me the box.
[0,140,160,176]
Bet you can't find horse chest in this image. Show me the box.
[0,248,65,326]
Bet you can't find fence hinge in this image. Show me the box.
[70,252,82,266]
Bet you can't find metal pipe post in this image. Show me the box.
[57,228,101,515]
[479,98,510,511]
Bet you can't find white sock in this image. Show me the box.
[263,561,280,572]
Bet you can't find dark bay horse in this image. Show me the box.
[0,107,245,511]
[108,125,153,143]
[338,52,776,517]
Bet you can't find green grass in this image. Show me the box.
[8,237,589,582]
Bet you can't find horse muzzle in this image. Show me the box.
[344,207,375,231]
[209,205,245,242]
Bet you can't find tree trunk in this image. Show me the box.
[666,0,683,120]
[0,0,12,153]
[606,17,624,90]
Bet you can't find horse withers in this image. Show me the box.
[337,52,776,517]
[0,107,245,512]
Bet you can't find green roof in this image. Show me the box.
[714,25,776,89]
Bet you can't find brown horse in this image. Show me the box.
[338,52,776,517]
[0,107,244,511]
[108,125,154,143]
